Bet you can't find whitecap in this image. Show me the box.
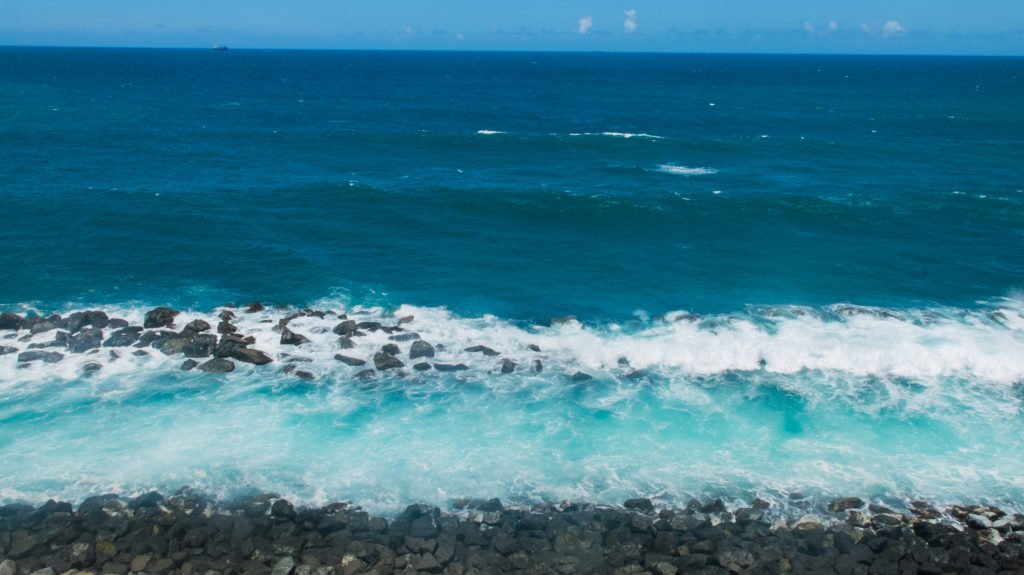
[657,164,719,176]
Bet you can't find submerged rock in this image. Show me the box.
[337,336,356,349]
[17,350,63,363]
[354,369,375,380]
[413,362,432,371]
[533,359,543,372]
[465,345,500,356]
[570,371,593,382]
[500,358,517,374]
[280,328,310,346]
[335,354,366,366]
[389,332,421,342]
[433,363,469,372]
[198,358,235,373]
[143,307,179,329]
[0,346,17,355]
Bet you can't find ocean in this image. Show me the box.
[1,47,1022,516]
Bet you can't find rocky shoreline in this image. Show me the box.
[0,492,1022,575]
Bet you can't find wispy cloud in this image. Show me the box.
[828,20,839,32]
[578,16,593,35]
[624,10,637,34]
[883,20,905,38]
[803,21,815,33]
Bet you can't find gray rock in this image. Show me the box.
[154,336,188,355]
[374,352,404,370]
[230,348,273,365]
[144,307,179,328]
[295,370,315,380]
[181,359,199,371]
[245,302,265,313]
[280,328,310,346]
[410,340,435,359]
[335,354,366,366]
[107,318,129,329]
[217,320,238,334]
[397,315,415,325]
[0,559,16,575]
[271,557,296,575]
[433,363,469,372]
[527,344,541,352]
[413,362,432,371]
[465,345,500,356]
[570,371,593,381]
[0,345,18,355]
[28,568,55,575]
[624,498,654,512]
[355,369,375,380]
[533,359,543,372]
[356,321,383,332]
[332,320,358,336]
[132,350,149,356]
[199,358,235,373]
[184,319,212,333]
[66,310,110,333]
[551,316,577,325]
[67,326,104,353]
[183,334,219,357]
[29,319,60,334]
[828,497,865,513]
[389,332,421,342]
[82,362,103,373]
[0,312,23,331]
[103,326,143,347]
[219,310,236,320]
[500,358,517,374]
[337,336,356,349]
[17,350,64,363]
[966,513,993,529]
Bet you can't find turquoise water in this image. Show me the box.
[1,48,1023,514]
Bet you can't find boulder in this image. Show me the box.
[280,328,310,346]
[217,321,238,334]
[199,358,235,373]
[332,320,358,336]
[356,321,383,332]
[143,307,179,329]
[154,336,188,355]
[181,359,199,371]
[337,336,356,349]
[433,363,469,372]
[136,329,177,348]
[389,332,421,342]
[355,369,375,380]
[66,310,110,333]
[107,318,129,329]
[17,350,64,363]
[500,358,517,374]
[528,344,541,352]
[218,310,235,320]
[103,326,143,347]
[465,345,500,356]
[374,352,404,371]
[828,497,865,513]
[183,319,212,333]
[0,312,24,331]
[67,327,104,353]
[381,343,400,356]
[533,359,543,372]
[624,498,654,513]
[570,371,593,381]
[271,557,296,575]
[335,355,366,366]
[231,348,273,365]
[245,302,265,313]
[29,319,60,334]
[82,362,103,373]
[0,345,17,355]
[183,334,218,358]
[410,340,435,359]
[215,334,250,357]
[413,362,432,371]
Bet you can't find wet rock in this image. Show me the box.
[410,340,435,359]
[184,319,212,333]
[533,359,543,372]
[413,362,432,371]
[433,363,469,372]
[29,318,61,334]
[105,326,146,348]
[17,350,64,363]
[67,326,104,353]
[230,347,273,365]
[245,302,265,313]
[82,362,103,373]
[336,336,356,349]
[397,315,415,325]
[280,328,310,346]
[500,358,517,374]
[181,359,199,371]
[332,320,358,336]
[132,349,149,357]
[389,332,420,342]
[624,498,654,513]
[0,559,16,575]
[107,318,129,329]
[154,335,188,355]
[0,312,24,330]
[966,513,993,529]
[217,320,238,334]
[527,344,541,352]
[183,334,218,358]
[465,345,500,356]
[570,371,593,381]
[271,499,297,519]
[829,497,865,513]
[271,556,296,575]
[295,370,315,380]
[551,316,577,325]
[374,352,404,370]
[355,369,375,380]
[66,310,110,333]
[136,329,177,348]
[0,345,18,355]
[199,358,235,373]
[335,354,366,366]
[380,343,401,356]
[357,321,383,331]
[144,307,179,328]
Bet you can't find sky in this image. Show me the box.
[1,1,1023,55]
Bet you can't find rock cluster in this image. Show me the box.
[0,494,1022,575]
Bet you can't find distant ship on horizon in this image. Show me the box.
[212,44,228,51]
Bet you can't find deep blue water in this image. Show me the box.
[1,48,1023,514]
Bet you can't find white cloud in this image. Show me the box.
[828,20,839,32]
[803,21,815,33]
[578,16,593,35]
[624,9,637,33]
[402,25,415,35]
[883,20,905,37]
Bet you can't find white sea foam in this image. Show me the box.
[475,129,505,135]
[1,299,1023,514]
[657,164,719,176]
[569,132,665,139]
